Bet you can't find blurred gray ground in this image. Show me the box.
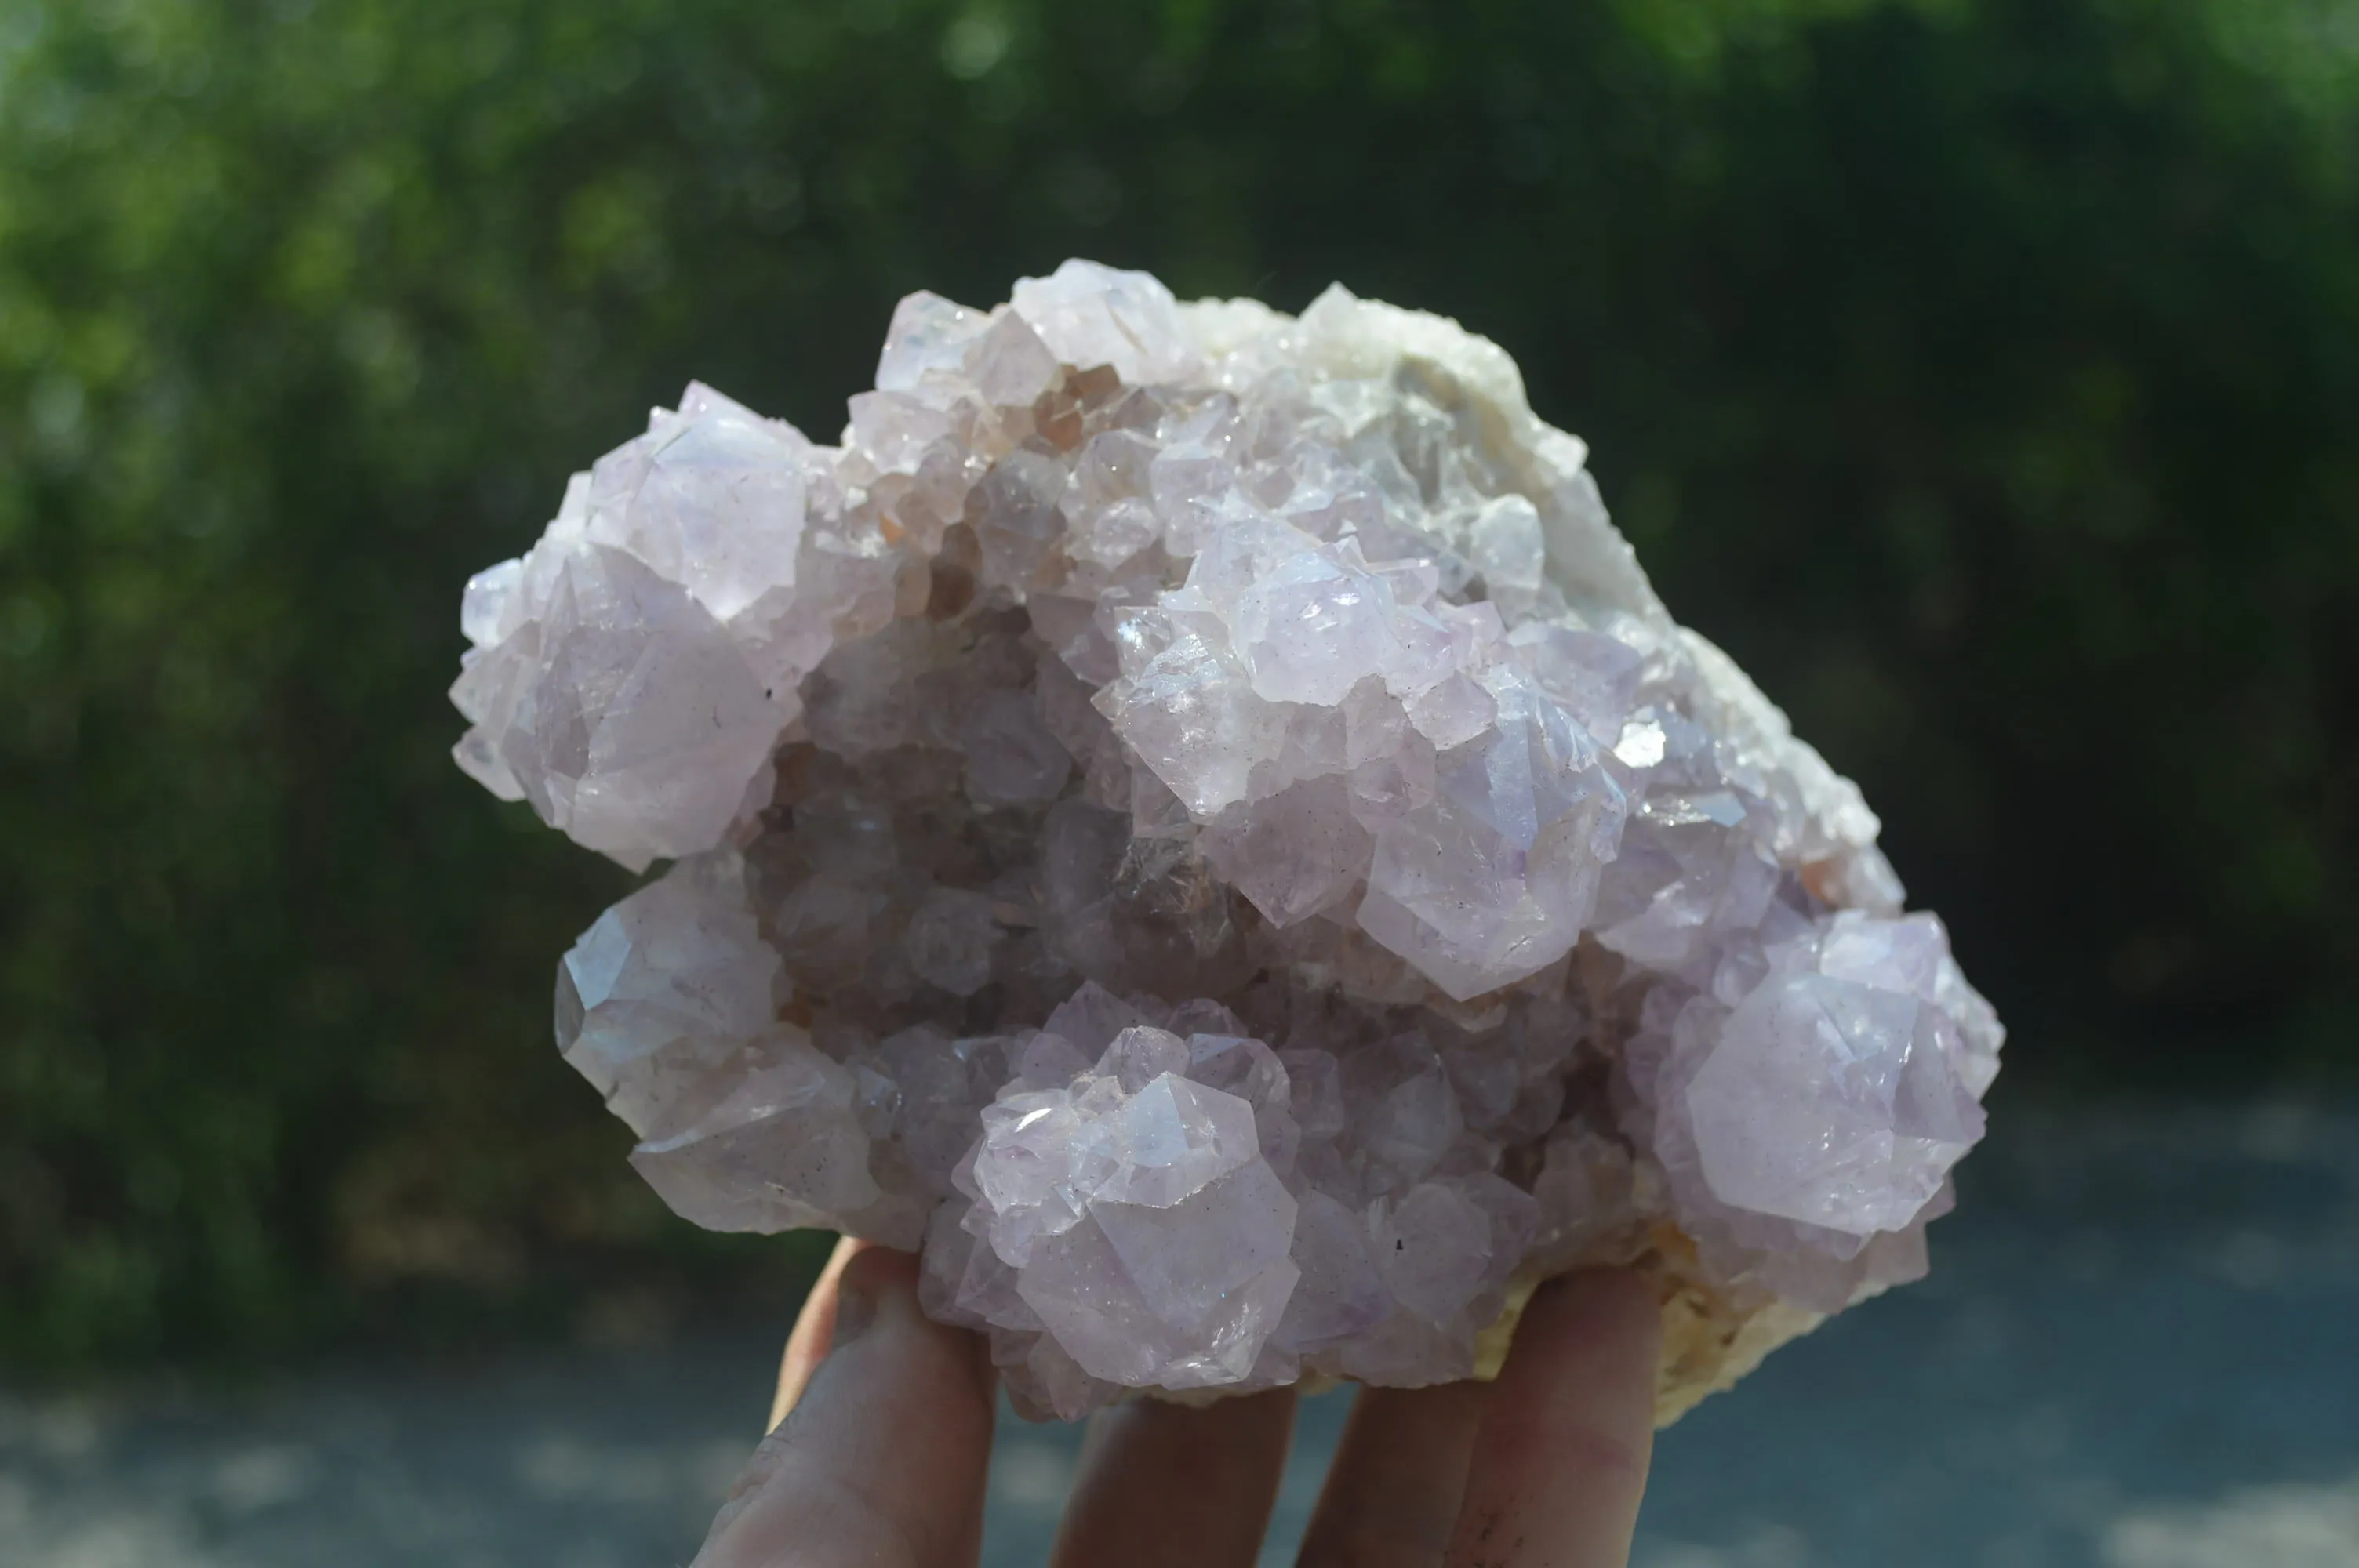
[7,1100,2357,1568]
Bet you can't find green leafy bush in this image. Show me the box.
[2,0,2352,1367]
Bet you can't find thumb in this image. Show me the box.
[694,1247,997,1568]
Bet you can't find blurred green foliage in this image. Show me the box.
[2,0,2353,1369]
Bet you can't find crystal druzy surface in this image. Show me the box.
[451,262,2002,1422]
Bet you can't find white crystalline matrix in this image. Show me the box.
[451,260,2003,1422]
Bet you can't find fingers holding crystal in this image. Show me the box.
[695,1247,995,1568]
[1047,1388,1298,1568]
[1442,1270,1659,1568]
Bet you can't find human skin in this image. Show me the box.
[694,1239,1661,1568]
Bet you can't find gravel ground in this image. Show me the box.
[7,1098,2357,1568]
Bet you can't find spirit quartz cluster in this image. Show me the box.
[451,261,2001,1422]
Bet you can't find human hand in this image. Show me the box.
[692,1238,1661,1568]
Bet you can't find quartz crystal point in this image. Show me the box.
[452,260,2003,1422]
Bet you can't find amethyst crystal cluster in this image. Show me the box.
[451,262,2001,1421]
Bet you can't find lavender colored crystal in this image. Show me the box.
[452,260,2003,1421]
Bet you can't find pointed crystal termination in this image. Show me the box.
[452,260,2002,1422]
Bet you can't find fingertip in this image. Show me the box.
[839,1243,995,1405]
[833,1241,921,1323]
[1443,1268,1661,1568]
[770,1234,875,1431]
[1488,1267,1660,1481]
[701,1246,998,1568]
[1520,1267,1662,1362]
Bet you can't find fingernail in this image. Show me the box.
[831,1276,878,1347]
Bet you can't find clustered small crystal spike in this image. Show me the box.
[453,261,2002,1421]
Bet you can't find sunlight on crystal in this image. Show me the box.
[450,260,2004,1421]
